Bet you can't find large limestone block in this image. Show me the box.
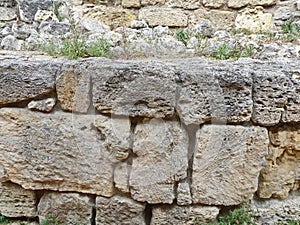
[258,125,300,199]
[0,182,36,218]
[165,0,201,9]
[252,69,300,126]
[0,7,16,21]
[176,61,253,125]
[130,119,189,204]
[92,60,177,118]
[0,108,122,197]
[96,195,146,225]
[17,0,53,22]
[192,125,269,205]
[38,192,93,225]
[228,0,276,8]
[139,7,188,27]
[85,6,136,29]
[0,58,60,105]
[235,7,274,32]
[151,205,220,225]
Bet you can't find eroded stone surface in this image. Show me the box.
[0,182,36,218]
[0,108,115,196]
[177,180,192,205]
[192,125,269,205]
[151,204,220,225]
[18,0,53,22]
[96,195,146,225]
[228,0,276,8]
[114,162,130,193]
[258,125,300,199]
[166,0,200,9]
[130,119,189,204]
[38,192,93,225]
[0,7,16,21]
[28,98,56,112]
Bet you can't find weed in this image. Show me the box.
[211,43,256,60]
[281,18,300,35]
[176,29,191,46]
[86,38,110,57]
[41,214,60,225]
[0,215,9,224]
[278,220,300,225]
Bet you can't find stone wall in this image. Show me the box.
[0,52,299,224]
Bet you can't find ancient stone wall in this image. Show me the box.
[0,52,299,224]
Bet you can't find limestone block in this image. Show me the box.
[92,60,177,118]
[38,192,93,225]
[85,6,136,29]
[17,0,53,23]
[0,182,36,218]
[34,10,59,22]
[0,35,24,51]
[141,0,165,6]
[0,0,17,7]
[130,119,189,204]
[122,0,140,8]
[96,195,146,225]
[28,98,56,112]
[258,125,300,199]
[235,7,274,32]
[176,60,253,125]
[0,108,115,197]
[139,7,188,27]
[252,68,300,126]
[0,7,16,21]
[177,181,192,205]
[114,162,130,193]
[228,0,276,8]
[165,0,200,9]
[151,205,220,225]
[0,58,59,105]
[274,7,292,21]
[56,62,91,113]
[192,125,269,205]
[203,0,225,8]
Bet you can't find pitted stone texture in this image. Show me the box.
[114,162,130,193]
[203,0,225,8]
[141,0,165,5]
[28,98,56,112]
[92,60,177,118]
[252,192,300,224]
[56,62,91,113]
[130,119,189,204]
[235,7,274,32]
[165,0,200,9]
[252,68,300,126]
[0,108,115,197]
[258,125,300,199]
[176,60,253,125]
[151,205,220,225]
[139,7,188,27]
[0,58,60,105]
[192,125,269,205]
[0,7,17,21]
[177,181,192,205]
[96,195,146,225]
[0,182,36,218]
[228,0,276,8]
[17,0,53,22]
[38,192,93,225]
[34,10,59,22]
[122,0,140,8]
[0,0,17,7]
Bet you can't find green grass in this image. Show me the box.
[176,29,191,46]
[211,43,256,60]
[0,215,9,224]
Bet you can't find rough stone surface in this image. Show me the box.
[0,0,17,7]
[96,195,146,225]
[0,7,17,21]
[0,108,115,197]
[192,125,269,205]
[0,58,60,105]
[177,181,192,205]
[228,0,276,8]
[0,182,36,218]
[28,98,56,112]
[139,7,188,27]
[141,0,165,6]
[203,0,225,8]
[0,35,23,50]
[235,7,274,32]
[18,0,53,22]
[38,192,93,225]
[130,119,189,204]
[151,205,220,225]
[114,162,130,193]
[252,191,300,224]
[258,125,300,199]
[122,0,140,8]
[92,60,177,118]
[176,60,253,125]
[34,10,59,22]
[165,0,200,9]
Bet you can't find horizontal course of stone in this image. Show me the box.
[0,53,299,224]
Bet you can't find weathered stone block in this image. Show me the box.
[151,205,220,225]
[166,0,200,9]
[258,125,300,199]
[0,108,116,197]
[192,125,269,205]
[114,162,130,193]
[141,0,165,6]
[0,7,16,21]
[28,98,56,112]
[0,182,36,218]
[177,181,192,205]
[203,0,225,8]
[92,60,177,118]
[96,195,146,225]
[130,119,189,204]
[122,0,140,8]
[38,192,93,225]
[228,0,276,8]
[17,0,53,22]
[0,0,17,7]
[139,7,188,27]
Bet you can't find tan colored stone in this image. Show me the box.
[139,7,188,27]
[122,0,140,8]
[28,98,56,112]
[130,119,189,204]
[235,7,274,32]
[0,182,36,218]
[258,125,300,199]
[34,10,59,22]
[192,125,269,205]
[96,195,146,225]
[151,205,220,225]
[85,6,136,29]
[0,108,115,197]
[141,0,165,6]
[177,181,192,205]
[114,162,130,193]
[228,0,276,8]
[203,0,225,8]
[38,192,93,225]
[166,0,200,9]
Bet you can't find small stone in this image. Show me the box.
[165,0,200,9]
[18,0,53,23]
[0,7,16,21]
[0,0,17,7]
[131,20,148,29]
[34,10,59,22]
[141,0,165,6]
[122,0,141,8]
[177,181,192,205]
[274,7,292,21]
[39,21,72,36]
[81,18,110,33]
[28,98,56,112]
[192,19,215,37]
[114,162,130,193]
[0,35,23,50]
[203,0,225,8]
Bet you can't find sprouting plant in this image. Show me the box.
[0,215,9,224]
[211,43,233,60]
[281,18,300,35]
[176,29,191,46]
[211,43,256,60]
[86,38,111,57]
[41,214,60,225]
